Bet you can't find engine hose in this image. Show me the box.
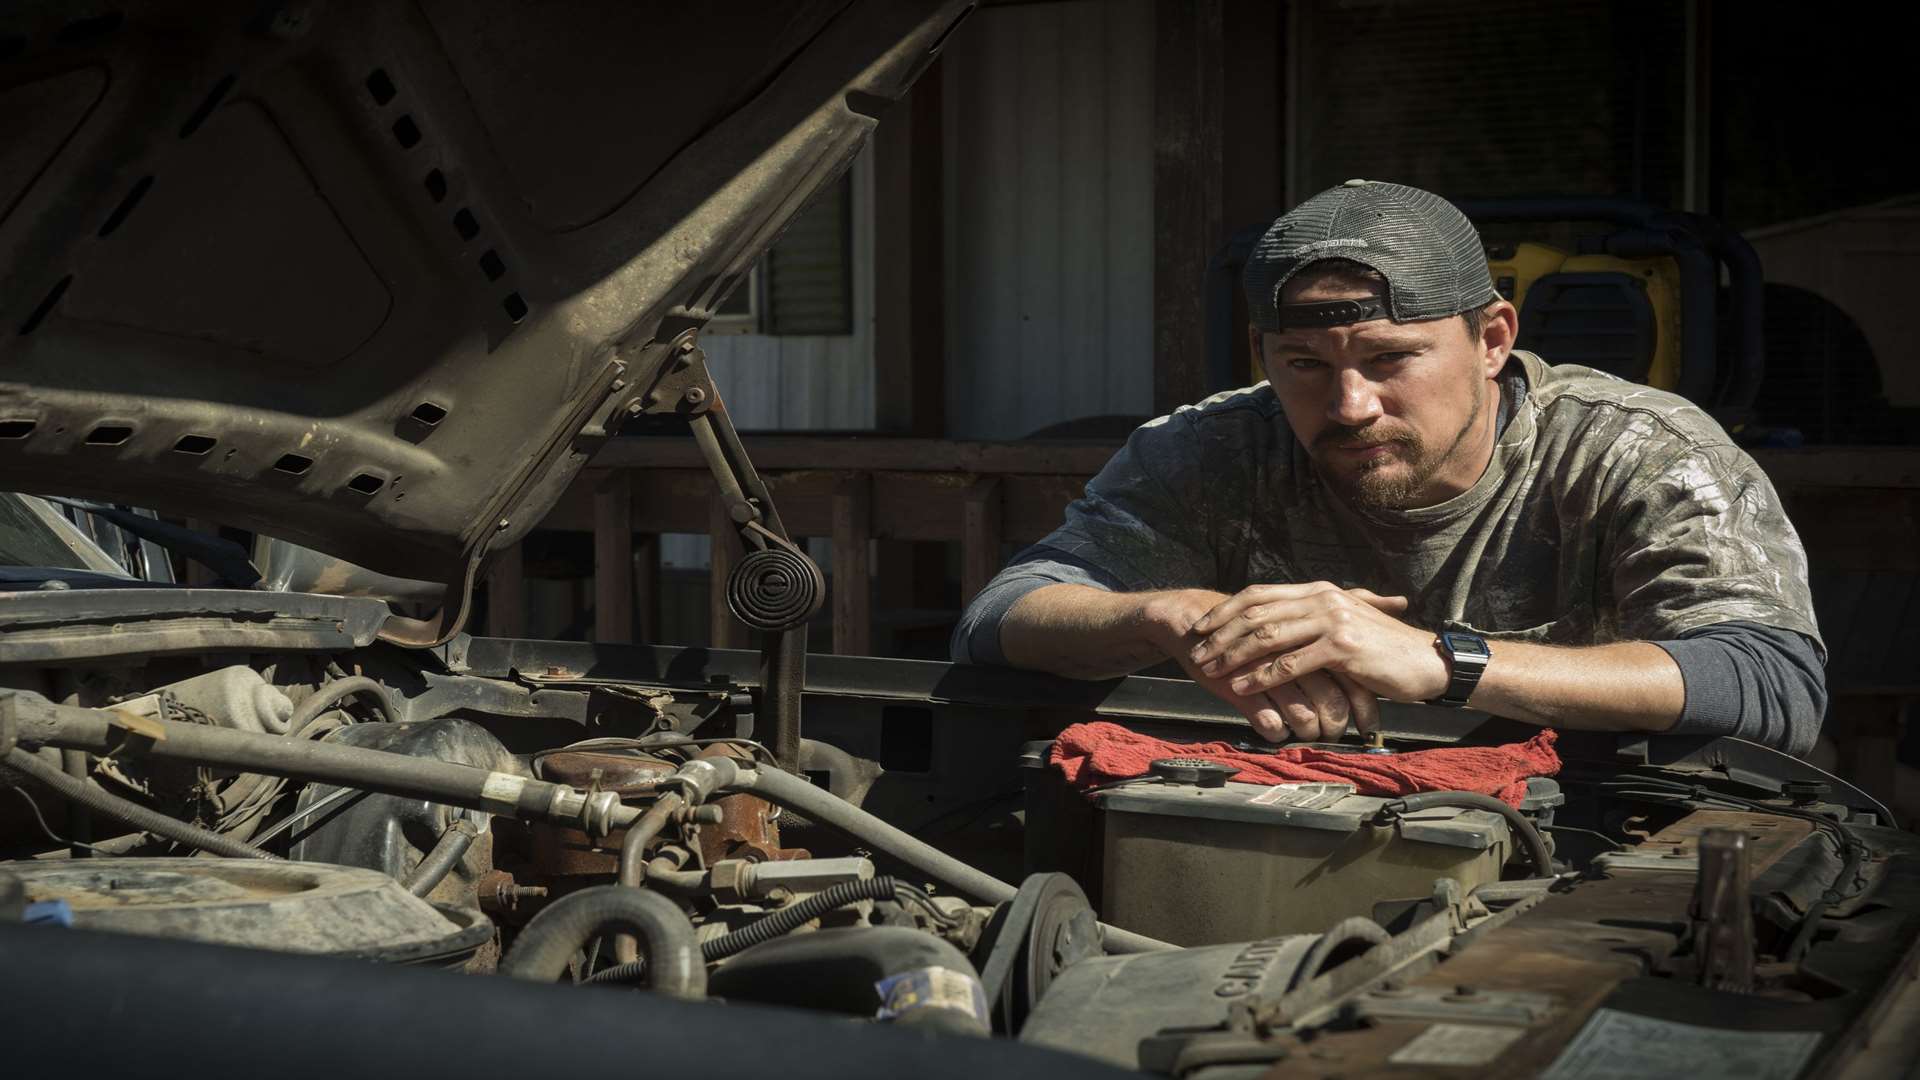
[404,819,479,897]
[726,765,1172,954]
[286,677,397,737]
[498,885,704,998]
[702,875,901,962]
[1286,916,1392,991]
[1381,790,1555,878]
[582,959,650,985]
[608,792,687,965]
[2,748,277,861]
[616,793,684,890]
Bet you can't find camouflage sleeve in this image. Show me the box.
[1608,445,1825,654]
[949,411,1219,666]
[1022,410,1219,592]
[949,545,1128,665]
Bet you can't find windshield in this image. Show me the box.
[0,492,106,570]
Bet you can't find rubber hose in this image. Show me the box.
[287,677,397,737]
[1384,790,1555,877]
[582,959,649,985]
[498,885,705,998]
[702,876,900,962]
[404,819,479,897]
[616,793,684,890]
[728,766,1173,954]
[610,792,685,965]
[3,748,277,861]
[1286,916,1392,991]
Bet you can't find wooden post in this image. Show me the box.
[873,58,946,436]
[1830,693,1903,819]
[708,497,740,649]
[832,473,873,656]
[873,58,950,621]
[1153,0,1225,415]
[635,531,660,643]
[592,470,634,643]
[961,476,1005,606]
[485,541,525,638]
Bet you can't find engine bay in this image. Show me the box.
[4,614,1916,1079]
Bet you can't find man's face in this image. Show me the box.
[1250,272,1514,510]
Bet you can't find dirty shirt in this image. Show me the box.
[955,352,1826,754]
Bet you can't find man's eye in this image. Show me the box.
[1374,351,1413,364]
[1285,357,1323,371]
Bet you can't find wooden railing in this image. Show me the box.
[488,436,1123,652]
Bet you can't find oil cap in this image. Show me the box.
[1783,780,1830,806]
[1148,757,1238,788]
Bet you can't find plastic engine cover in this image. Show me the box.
[1020,936,1320,1068]
[1,858,489,963]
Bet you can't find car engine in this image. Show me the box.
[4,624,1915,1079]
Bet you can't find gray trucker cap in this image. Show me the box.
[1242,179,1497,331]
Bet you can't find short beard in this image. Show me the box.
[1316,379,1485,511]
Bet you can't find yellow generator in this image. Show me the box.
[1484,240,1683,390]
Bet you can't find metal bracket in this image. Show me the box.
[1688,827,1756,992]
[1594,846,1700,873]
[632,328,719,420]
[1347,984,1557,1026]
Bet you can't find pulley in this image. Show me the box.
[974,872,1102,1035]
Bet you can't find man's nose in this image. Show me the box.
[1327,369,1383,425]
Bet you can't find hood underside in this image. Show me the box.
[0,0,968,642]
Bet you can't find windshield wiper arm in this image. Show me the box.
[43,499,261,588]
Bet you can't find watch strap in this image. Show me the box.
[1430,629,1490,707]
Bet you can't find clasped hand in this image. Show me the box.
[1163,582,1448,743]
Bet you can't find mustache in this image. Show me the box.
[1312,423,1418,452]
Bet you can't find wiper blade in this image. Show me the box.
[43,499,261,588]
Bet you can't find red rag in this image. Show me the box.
[1047,721,1560,807]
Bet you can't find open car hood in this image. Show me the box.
[0,0,969,643]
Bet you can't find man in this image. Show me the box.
[953,180,1826,756]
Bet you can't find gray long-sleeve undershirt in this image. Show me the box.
[951,546,1827,757]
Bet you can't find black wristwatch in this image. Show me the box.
[1428,629,1491,707]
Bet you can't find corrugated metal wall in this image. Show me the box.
[661,148,875,573]
[941,0,1156,440]
[702,147,876,432]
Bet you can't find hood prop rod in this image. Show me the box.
[642,330,823,773]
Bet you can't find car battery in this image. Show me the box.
[1092,769,1514,947]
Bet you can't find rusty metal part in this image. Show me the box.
[476,869,547,919]
[1257,809,1817,1079]
[694,745,807,865]
[537,751,675,793]
[1689,827,1757,992]
[528,751,676,876]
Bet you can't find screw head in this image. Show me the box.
[682,386,707,406]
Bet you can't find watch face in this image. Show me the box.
[1442,631,1490,657]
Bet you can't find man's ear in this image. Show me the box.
[1246,325,1266,380]
[1481,300,1519,377]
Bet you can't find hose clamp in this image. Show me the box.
[673,757,740,804]
[577,789,623,837]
